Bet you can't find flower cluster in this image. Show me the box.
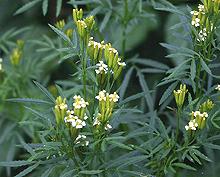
[185,111,209,131]
[75,134,89,146]
[94,90,119,131]
[190,1,219,43]
[64,110,87,129]
[73,9,94,42]
[87,39,126,80]
[173,84,188,108]
[10,40,24,66]
[95,61,108,75]
[185,119,198,131]
[199,99,214,112]
[87,38,105,63]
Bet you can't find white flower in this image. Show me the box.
[109,92,119,102]
[215,84,220,91]
[95,61,108,74]
[85,141,89,146]
[95,90,106,101]
[105,124,112,130]
[185,119,198,131]
[193,111,201,117]
[73,95,89,109]
[202,112,208,118]
[84,114,88,120]
[93,118,101,126]
[59,103,68,110]
[191,18,200,27]
[75,119,86,129]
[190,10,199,16]
[117,58,126,67]
[197,28,207,42]
[198,4,205,12]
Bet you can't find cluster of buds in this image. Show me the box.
[94,90,119,130]
[104,43,126,79]
[204,0,220,14]
[54,96,68,126]
[173,84,188,108]
[55,19,65,30]
[55,20,73,39]
[87,38,105,63]
[199,99,214,112]
[72,8,83,23]
[73,9,94,43]
[87,39,126,80]
[10,40,24,66]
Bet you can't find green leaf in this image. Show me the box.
[79,170,103,175]
[137,70,154,112]
[15,0,42,15]
[56,0,63,17]
[48,24,73,47]
[0,161,35,167]
[7,98,52,105]
[42,0,48,16]
[100,10,112,31]
[200,59,220,79]
[172,162,196,171]
[108,141,133,151]
[119,67,134,100]
[15,162,40,177]
[130,58,169,70]
[159,81,178,105]
[33,80,55,103]
[203,143,220,150]
[190,59,196,81]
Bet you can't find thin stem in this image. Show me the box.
[176,108,181,142]
[122,0,128,58]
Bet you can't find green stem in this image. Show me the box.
[176,108,181,142]
[195,60,201,98]
[122,0,128,58]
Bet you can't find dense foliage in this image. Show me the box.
[1,0,220,177]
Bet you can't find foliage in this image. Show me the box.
[1,0,220,177]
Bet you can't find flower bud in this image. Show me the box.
[54,96,67,126]
[55,19,65,30]
[173,84,188,108]
[199,99,214,112]
[73,8,83,23]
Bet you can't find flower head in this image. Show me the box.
[109,92,119,102]
[95,90,107,101]
[95,61,108,74]
[185,119,198,131]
